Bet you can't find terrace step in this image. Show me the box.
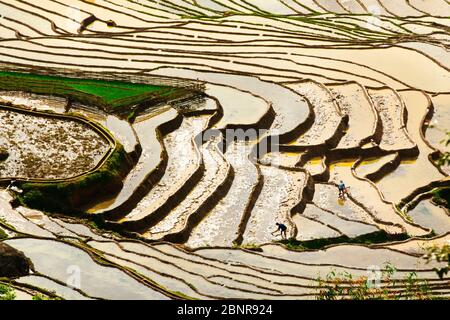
[0,190,55,238]
[300,156,328,180]
[300,203,379,238]
[88,241,305,299]
[328,159,429,236]
[367,88,417,156]
[282,78,347,152]
[382,233,450,256]
[186,141,260,248]
[406,199,450,236]
[0,105,111,180]
[241,165,311,245]
[327,82,379,153]
[354,153,401,182]
[375,90,446,206]
[92,107,180,217]
[149,68,311,142]
[16,275,93,300]
[15,207,78,239]
[310,183,385,233]
[196,244,446,291]
[89,240,328,298]
[5,238,171,300]
[119,114,212,230]
[425,94,450,175]
[142,133,233,243]
[206,83,273,129]
[104,115,140,156]
[293,214,342,240]
[7,231,449,300]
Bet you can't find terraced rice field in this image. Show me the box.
[0,0,449,300]
[0,71,173,110]
[0,105,110,179]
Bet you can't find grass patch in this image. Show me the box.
[315,264,434,300]
[32,293,61,300]
[0,227,8,240]
[233,242,264,252]
[17,145,129,213]
[0,71,179,111]
[0,283,16,300]
[432,187,450,210]
[278,231,410,251]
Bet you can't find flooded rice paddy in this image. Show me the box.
[0,0,449,300]
[0,107,109,179]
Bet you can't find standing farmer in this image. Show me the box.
[338,180,349,200]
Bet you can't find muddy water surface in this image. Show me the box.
[5,238,169,300]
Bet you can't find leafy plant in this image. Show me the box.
[0,227,8,240]
[432,187,450,209]
[315,263,432,300]
[32,293,61,300]
[424,243,450,279]
[437,131,450,167]
[279,231,409,251]
[0,284,16,300]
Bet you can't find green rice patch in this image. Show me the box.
[0,71,175,110]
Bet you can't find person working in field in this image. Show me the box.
[272,222,287,239]
[338,180,349,200]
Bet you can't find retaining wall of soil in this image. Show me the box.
[163,162,235,244]
[100,112,184,221]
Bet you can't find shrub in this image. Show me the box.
[315,264,432,300]
[424,243,450,279]
[0,284,16,300]
[437,131,450,167]
[0,227,9,240]
[18,145,128,213]
[279,231,409,251]
[32,293,60,300]
[432,187,450,209]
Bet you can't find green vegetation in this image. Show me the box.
[0,219,17,234]
[315,264,433,300]
[17,145,129,213]
[432,187,450,209]
[315,243,450,300]
[32,294,49,300]
[437,131,450,167]
[0,71,178,111]
[425,243,450,279]
[233,243,264,252]
[32,293,61,300]
[431,132,450,209]
[0,147,7,161]
[0,283,16,300]
[0,227,8,240]
[278,231,409,251]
